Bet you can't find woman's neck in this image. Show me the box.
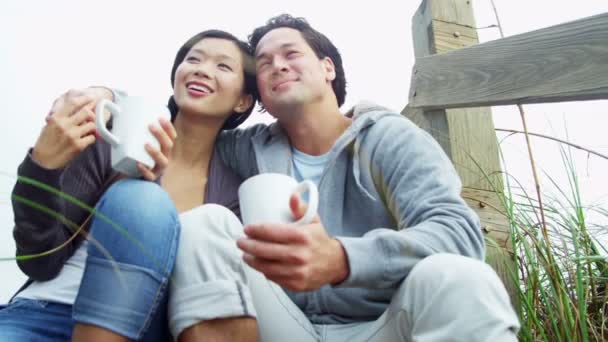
[170,111,223,170]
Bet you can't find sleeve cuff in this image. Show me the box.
[332,236,388,288]
[19,149,65,186]
[12,149,66,205]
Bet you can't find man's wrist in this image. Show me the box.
[330,238,350,285]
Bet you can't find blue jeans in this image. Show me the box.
[0,299,73,342]
[0,179,180,341]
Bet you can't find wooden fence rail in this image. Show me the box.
[409,12,608,109]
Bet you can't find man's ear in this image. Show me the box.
[234,94,254,113]
[322,57,336,82]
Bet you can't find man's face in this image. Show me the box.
[254,27,335,117]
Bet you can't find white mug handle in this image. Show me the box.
[95,99,121,147]
[291,180,319,226]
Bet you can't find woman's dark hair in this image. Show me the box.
[249,14,346,108]
[168,30,258,130]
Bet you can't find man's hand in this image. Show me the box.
[237,193,350,292]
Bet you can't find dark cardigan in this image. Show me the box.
[11,138,242,297]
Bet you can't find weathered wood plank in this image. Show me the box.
[408,0,503,191]
[462,188,512,252]
[431,20,479,54]
[409,12,608,109]
[409,0,516,304]
[463,187,519,309]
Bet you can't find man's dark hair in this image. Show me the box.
[168,29,258,130]
[249,14,347,107]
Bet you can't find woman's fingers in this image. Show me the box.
[143,143,169,180]
[160,117,177,141]
[137,163,157,181]
[149,120,175,158]
[75,121,97,138]
[51,92,94,118]
[69,107,96,125]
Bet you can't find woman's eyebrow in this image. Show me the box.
[190,48,237,63]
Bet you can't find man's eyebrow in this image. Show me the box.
[255,43,297,60]
[255,51,269,61]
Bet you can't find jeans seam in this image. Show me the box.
[135,217,180,339]
[137,274,168,338]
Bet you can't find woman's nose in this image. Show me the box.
[193,62,213,79]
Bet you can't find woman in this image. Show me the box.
[0,30,257,341]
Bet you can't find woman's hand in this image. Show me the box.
[136,118,177,181]
[32,90,102,169]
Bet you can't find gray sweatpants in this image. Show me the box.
[168,204,520,341]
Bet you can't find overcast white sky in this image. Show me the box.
[1,0,607,302]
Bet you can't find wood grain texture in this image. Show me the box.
[409,0,503,190]
[410,13,608,109]
[462,188,512,252]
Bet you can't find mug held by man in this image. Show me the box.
[238,173,319,226]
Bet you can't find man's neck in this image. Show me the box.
[279,102,352,156]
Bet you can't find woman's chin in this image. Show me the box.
[177,108,231,123]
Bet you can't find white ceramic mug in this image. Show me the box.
[95,97,170,177]
[238,173,319,226]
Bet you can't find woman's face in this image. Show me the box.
[173,38,251,121]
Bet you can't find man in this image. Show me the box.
[168,14,519,341]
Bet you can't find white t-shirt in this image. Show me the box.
[13,149,328,306]
[291,147,330,200]
[16,241,88,305]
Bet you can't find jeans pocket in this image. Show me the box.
[3,298,49,312]
[30,299,50,309]
[0,299,26,312]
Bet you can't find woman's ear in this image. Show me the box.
[234,94,254,113]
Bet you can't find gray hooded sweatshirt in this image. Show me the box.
[217,102,485,324]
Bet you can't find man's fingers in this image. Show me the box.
[242,254,294,278]
[289,193,309,220]
[243,223,308,244]
[243,255,308,291]
[237,238,305,262]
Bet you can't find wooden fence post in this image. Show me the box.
[406,0,519,306]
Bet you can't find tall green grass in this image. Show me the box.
[496,141,608,341]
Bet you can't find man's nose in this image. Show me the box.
[271,56,289,73]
